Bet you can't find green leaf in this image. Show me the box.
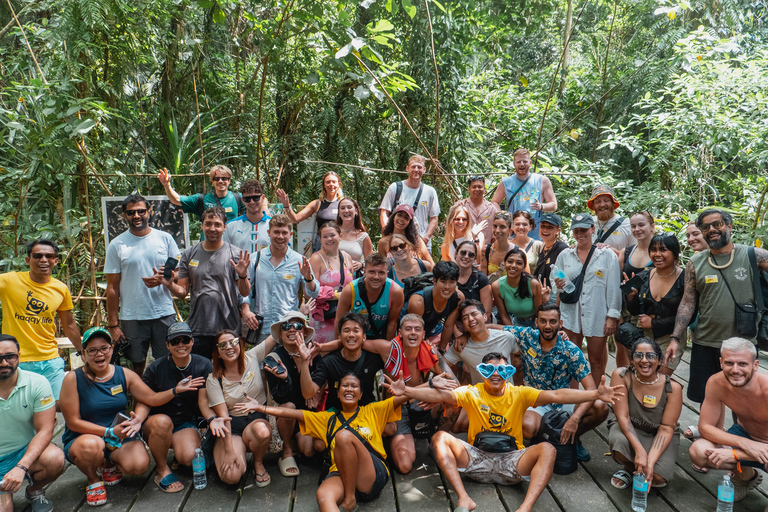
[354,85,371,100]
[430,0,446,13]
[368,20,394,33]
[212,7,225,24]
[7,122,24,130]
[361,0,376,8]
[402,0,417,18]
[73,119,96,135]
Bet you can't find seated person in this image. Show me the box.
[133,322,213,493]
[383,352,624,512]
[689,337,768,502]
[199,330,278,487]
[511,304,609,462]
[608,338,682,490]
[258,374,405,512]
[60,328,201,506]
[407,261,465,350]
[0,334,64,512]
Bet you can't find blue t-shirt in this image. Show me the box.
[502,173,543,240]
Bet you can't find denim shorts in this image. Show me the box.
[19,357,65,400]
[727,424,767,470]
[0,445,28,480]
[172,421,198,434]
[63,434,143,464]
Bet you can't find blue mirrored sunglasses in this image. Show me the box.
[476,363,516,380]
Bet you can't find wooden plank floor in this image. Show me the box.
[8,347,768,512]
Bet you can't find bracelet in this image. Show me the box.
[207,415,217,424]
[733,449,743,473]
[107,325,119,329]
[237,274,248,280]
[172,386,178,397]
[670,336,680,343]
[15,463,29,474]
[428,376,434,389]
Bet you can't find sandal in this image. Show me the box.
[278,456,300,477]
[86,482,107,507]
[733,470,763,502]
[691,463,709,474]
[154,473,184,493]
[254,471,271,488]
[683,425,701,440]
[611,469,632,490]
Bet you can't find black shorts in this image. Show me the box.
[229,411,267,437]
[326,450,389,503]
[687,344,723,404]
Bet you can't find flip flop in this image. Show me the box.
[254,471,271,488]
[691,463,708,474]
[611,469,632,490]
[339,506,358,512]
[683,425,701,440]
[154,473,184,493]
[278,456,300,477]
[453,508,470,512]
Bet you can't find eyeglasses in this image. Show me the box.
[30,253,57,260]
[168,337,193,346]
[0,353,20,363]
[281,321,305,331]
[632,351,659,362]
[476,363,516,380]
[698,219,726,232]
[124,208,148,217]
[242,195,262,203]
[212,176,230,182]
[467,175,485,184]
[85,345,113,356]
[458,250,476,258]
[390,244,408,252]
[217,338,240,350]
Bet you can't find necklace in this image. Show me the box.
[708,249,735,270]
[635,373,659,385]
[176,360,191,371]
[654,268,677,279]
[287,350,300,357]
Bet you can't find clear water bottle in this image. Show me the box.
[716,474,734,512]
[192,448,207,489]
[631,473,648,512]
[550,264,576,293]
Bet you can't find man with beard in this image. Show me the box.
[669,208,768,404]
[0,239,81,407]
[689,337,768,501]
[105,194,181,375]
[0,334,65,512]
[586,184,635,254]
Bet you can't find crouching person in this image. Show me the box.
[383,352,624,512]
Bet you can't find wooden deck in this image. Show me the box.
[9,348,768,512]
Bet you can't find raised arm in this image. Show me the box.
[276,189,318,224]
[535,375,624,407]
[382,373,458,406]
[158,168,182,205]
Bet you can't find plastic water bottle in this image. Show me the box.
[716,474,734,512]
[631,473,648,511]
[192,448,207,489]
[550,264,576,293]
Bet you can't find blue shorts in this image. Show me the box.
[19,357,65,401]
[727,424,767,470]
[0,445,28,479]
[172,421,198,434]
[63,435,142,464]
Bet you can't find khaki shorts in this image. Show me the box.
[458,439,529,485]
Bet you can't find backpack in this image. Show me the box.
[531,409,578,475]
[393,181,424,212]
[196,192,245,217]
[402,272,434,303]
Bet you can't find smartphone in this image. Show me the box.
[163,257,179,280]
[620,274,645,294]
[110,412,130,427]
[263,355,286,375]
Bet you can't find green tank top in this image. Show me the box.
[692,244,756,347]
[498,277,535,319]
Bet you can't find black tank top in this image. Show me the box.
[623,244,649,277]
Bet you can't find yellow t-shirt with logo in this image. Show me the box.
[300,397,401,473]
[452,383,540,449]
[0,272,74,362]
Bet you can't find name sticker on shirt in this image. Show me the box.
[40,395,53,406]
[643,395,657,405]
[595,270,604,278]
[612,231,620,236]
[705,275,718,283]
[527,347,538,358]
[421,201,427,206]
[110,385,124,396]
[244,371,255,382]
[479,404,490,413]
[189,260,199,268]
[225,207,233,213]
[283,273,294,280]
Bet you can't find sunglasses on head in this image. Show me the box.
[632,351,659,361]
[476,363,516,380]
[458,250,476,258]
[30,252,57,260]
[217,338,240,350]
[124,208,148,217]
[698,219,726,232]
[242,194,262,203]
[168,337,193,346]
[281,321,304,331]
[0,353,20,363]
[468,175,485,184]
[212,176,230,182]
[390,244,408,252]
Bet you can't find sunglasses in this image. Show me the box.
[632,351,659,361]
[242,195,262,203]
[698,219,726,232]
[281,321,304,331]
[30,253,57,260]
[124,208,148,217]
[458,250,476,258]
[212,176,230,182]
[454,217,468,223]
[0,353,20,363]
[168,337,193,346]
[390,244,408,252]
[217,338,240,350]
[85,345,113,356]
[476,363,516,380]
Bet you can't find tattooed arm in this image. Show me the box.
[644,380,683,483]
[667,261,697,366]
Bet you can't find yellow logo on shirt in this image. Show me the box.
[40,395,53,406]
[643,395,657,405]
[488,411,507,427]
[527,347,537,358]
[110,385,123,396]
[595,270,604,278]
[189,260,199,268]
[705,275,718,283]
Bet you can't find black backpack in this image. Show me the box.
[531,409,578,475]
[402,272,433,303]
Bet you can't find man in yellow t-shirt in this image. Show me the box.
[384,351,624,512]
[0,239,82,403]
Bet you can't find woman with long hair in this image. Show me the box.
[455,240,493,321]
[388,234,433,286]
[336,197,373,272]
[481,211,516,282]
[685,221,708,253]
[511,210,543,273]
[491,247,544,327]
[309,222,355,344]
[198,330,278,487]
[276,171,344,252]
[608,338,682,490]
[441,204,484,262]
[60,328,202,506]
[378,204,434,265]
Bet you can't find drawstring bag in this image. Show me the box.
[531,409,578,475]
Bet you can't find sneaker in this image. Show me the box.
[98,465,122,486]
[576,440,591,462]
[25,487,54,512]
[733,469,763,502]
[86,482,107,507]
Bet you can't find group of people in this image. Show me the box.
[1,150,767,512]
